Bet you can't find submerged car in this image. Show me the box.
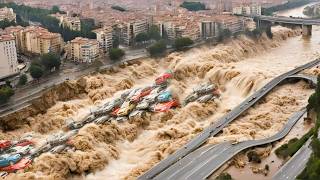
[157,91,172,103]
[50,145,67,154]
[154,100,179,112]
[197,94,214,103]
[0,141,12,151]
[1,157,32,172]
[6,145,33,155]
[0,154,21,168]
[104,98,124,112]
[155,71,173,85]
[116,116,128,122]
[129,110,146,119]
[117,101,136,116]
[66,120,84,130]
[82,114,96,124]
[94,115,110,124]
[183,93,200,105]
[193,83,216,95]
[131,87,153,103]
[15,139,34,147]
[136,100,150,110]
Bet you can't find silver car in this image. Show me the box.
[116,116,128,122]
[50,145,67,154]
[94,115,110,124]
[197,94,214,103]
[193,83,216,95]
[104,98,124,112]
[136,100,150,110]
[129,110,146,119]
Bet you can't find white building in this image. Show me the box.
[0,34,19,79]
[93,26,113,53]
[0,7,16,22]
[232,4,261,16]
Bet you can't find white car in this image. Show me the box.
[50,145,67,154]
[6,145,33,155]
[94,115,110,124]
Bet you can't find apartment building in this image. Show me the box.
[93,26,113,53]
[199,21,218,39]
[4,26,63,55]
[232,4,262,16]
[67,37,99,63]
[119,18,149,46]
[0,34,19,79]
[52,13,81,31]
[0,7,16,22]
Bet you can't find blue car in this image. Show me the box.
[157,91,172,103]
[0,154,21,167]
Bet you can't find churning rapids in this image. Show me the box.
[3,25,320,180]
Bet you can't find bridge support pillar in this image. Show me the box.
[302,25,312,36]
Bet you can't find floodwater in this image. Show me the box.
[8,3,320,180]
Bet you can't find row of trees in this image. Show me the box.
[180,1,206,11]
[298,76,320,179]
[0,2,96,41]
[304,5,320,18]
[0,85,14,104]
[111,5,126,12]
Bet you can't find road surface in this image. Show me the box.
[154,109,307,180]
[139,59,320,180]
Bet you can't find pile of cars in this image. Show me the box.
[0,138,34,173]
[183,82,221,105]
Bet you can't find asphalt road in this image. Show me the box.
[139,59,320,180]
[154,108,307,180]
[273,138,312,180]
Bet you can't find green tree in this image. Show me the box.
[148,25,161,41]
[41,53,61,71]
[51,6,61,14]
[109,48,125,61]
[148,40,166,56]
[113,38,120,48]
[247,151,261,163]
[0,85,14,104]
[174,37,194,51]
[29,64,44,80]
[180,1,206,11]
[0,19,16,29]
[18,74,28,86]
[135,32,150,43]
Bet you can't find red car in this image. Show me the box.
[154,100,179,112]
[155,72,173,85]
[111,108,120,117]
[15,140,34,147]
[1,158,32,172]
[131,87,152,103]
[0,141,11,151]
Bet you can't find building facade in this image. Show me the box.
[52,13,81,31]
[119,18,149,46]
[232,4,262,16]
[0,34,19,79]
[93,26,113,53]
[67,37,99,63]
[5,26,63,55]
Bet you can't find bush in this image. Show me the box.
[148,25,161,41]
[18,74,28,86]
[247,151,261,163]
[174,37,194,51]
[29,64,44,80]
[148,40,166,56]
[0,85,14,104]
[216,172,233,180]
[275,129,314,158]
[109,48,125,61]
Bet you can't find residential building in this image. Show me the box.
[67,37,99,63]
[93,26,113,53]
[5,26,63,55]
[199,21,218,39]
[119,18,149,46]
[0,7,16,22]
[52,13,81,31]
[0,34,19,79]
[232,4,262,16]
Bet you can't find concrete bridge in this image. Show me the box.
[254,15,320,36]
